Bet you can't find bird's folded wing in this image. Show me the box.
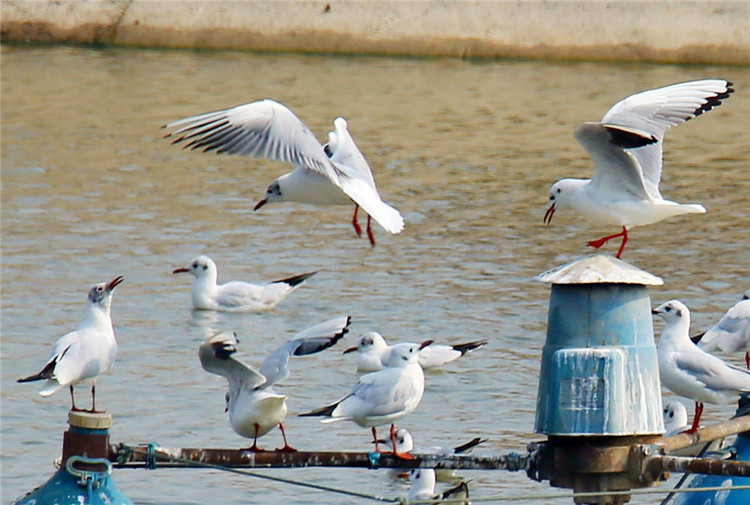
[351,370,418,415]
[675,352,750,393]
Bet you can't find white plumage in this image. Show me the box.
[173,254,315,312]
[165,99,404,246]
[698,290,750,365]
[545,79,733,258]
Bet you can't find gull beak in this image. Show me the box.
[342,346,358,355]
[419,340,434,350]
[254,198,268,211]
[172,267,189,274]
[651,309,660,315]
[107,276,125,291]
[543,203,556,225]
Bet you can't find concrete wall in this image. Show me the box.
[2,1,748,64]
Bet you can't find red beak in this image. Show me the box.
[419,340,433,350]
[342,346,358,354]
[107,276,125,291]
[172,267,189,274]
[543,203,556,225]
[254,198,268,211]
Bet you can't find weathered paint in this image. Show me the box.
[535,256,664,436]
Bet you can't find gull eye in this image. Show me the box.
[549,195,554,201]
[556,188,561,194]
[665,306,672,312]
[192,262,198,268]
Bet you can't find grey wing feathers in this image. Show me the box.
[258,316,351,387]
[198,332,265,389]
[165,99,343,184]
[675,352,750,394]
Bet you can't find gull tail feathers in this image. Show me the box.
[339,178,404,235]
[39,380,63,397]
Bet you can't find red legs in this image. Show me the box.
[70,385,81,412]
[390,424,413,460]
[351,205,363,237]
[365,215,375,248]
[352,205,376,247]
[745,352,749,370]
[371,427,384,453]
[275,423,297,452]
[247,423,266,452]
[89,384,101,413]
[587,226,628,259]
[684,402,704,434]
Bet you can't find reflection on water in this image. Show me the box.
[2,46,749,504]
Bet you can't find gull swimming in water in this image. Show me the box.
[697,290,750,368]
[299,341,430,457]
[172,254,316,312]
[198,316,350,451]
[408,468,470,505]
[164,99,404,247]
[654,299,750,433]
[544,79,734,258]
[17,276,124,412]
[343,331,487,372]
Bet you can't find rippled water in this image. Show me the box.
[2,46,749,504]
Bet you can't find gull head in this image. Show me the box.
[254,180,282,211]
[408,468,437,499]
[172,254,216,279]
[385,341,432,367]
[544,179,584,224]
[652,300,692,331]
[663,401,688,433]
[343,331,387,355]
[88,275,124,309]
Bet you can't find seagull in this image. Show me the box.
[17,276,124,412]
[343,331,487,372]
[172,254,316,312]
[408,468,470,505]
[198,315,351,451]
[164,99,404,247]
[376,428,487,481]
[299,341,430,458]
[663,401,690,437]
[697,290,750,368]
[544,79,734,258]
[654,299,750,433]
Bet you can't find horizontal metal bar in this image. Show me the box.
[110,444,528,471]
[649,454,750,477]
[660,416,750,453]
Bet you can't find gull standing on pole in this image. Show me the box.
[697,290,750,368]
[544,79,734,258]
[164,99,404,247]
[199,316,350,451]
[343,331,487,372]
[299,341,430,458]
[172,254,316,312]
[17,276,124,412]
[654,299,750,433]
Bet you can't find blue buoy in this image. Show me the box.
[14,411,133,505]
[535,255,665,436]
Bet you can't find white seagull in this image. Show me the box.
[18,276,123,412]
[544,79,734,258]
[697,290,750,368]
[172,254,316,312]
[663,401,691,437]
[164,99,404,247]
[654,299,750,433]
[343,331,487,372]
[377,427,487,481]
[408,468,470,505]
[198,315,351,451]
[299,341,430,458]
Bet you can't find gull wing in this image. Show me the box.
[198,331,265,391]
[327,118,404,234]
[586,79,733,200]
[257,315,351,387]
[674,350,750,395]
[700,298,750,353]
[349,367,420,416]
[165,99,346,188]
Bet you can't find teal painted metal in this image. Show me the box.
[535,264,664,436]
[14,456,133,505]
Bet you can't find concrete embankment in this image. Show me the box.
[2,0,748,64]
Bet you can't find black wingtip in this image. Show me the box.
[452,340,488,356]
[692,81,735,118]
[690,331,705,344]
[17,359,56,383]
[274,271,318,287]
[452,437,488,454]
[298,402,338,418]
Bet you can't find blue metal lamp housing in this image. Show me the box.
[535,254,665,436]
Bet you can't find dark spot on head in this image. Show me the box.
[676,309,682,317]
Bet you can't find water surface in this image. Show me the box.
[2,46,749,504]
